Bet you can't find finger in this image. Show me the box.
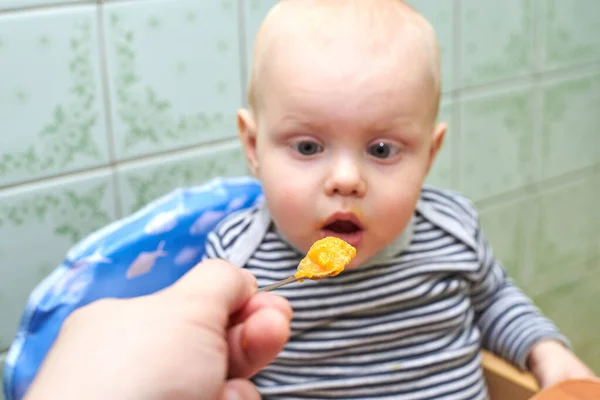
[165,259,257,322]
[220,379,261,400]
[228,292,292,328]
[227,308,291,378]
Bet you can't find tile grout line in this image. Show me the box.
[530,0,544,195]
[475,163,600,212]
[0,137,242,194]
[95,1,123,219]
[533,0,545,74]
[449,60,600,99]
[0,0,90,15]
[524,0,543,288]
[451,0,462,190]
[528,255,600,299]
[237,0,248,108]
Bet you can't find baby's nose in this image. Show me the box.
[324,160,367,197]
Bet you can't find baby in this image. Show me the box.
[204,0,595,398]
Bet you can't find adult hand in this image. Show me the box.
[25,259,292,400]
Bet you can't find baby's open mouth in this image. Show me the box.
[324,220,362,234]
[320,214,365,247]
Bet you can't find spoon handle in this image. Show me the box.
[258,276,300,292]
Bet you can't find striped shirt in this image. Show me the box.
[203,187,566,399]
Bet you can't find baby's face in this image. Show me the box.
[240,38,445,268]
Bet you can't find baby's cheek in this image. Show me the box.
[265,181,308,219]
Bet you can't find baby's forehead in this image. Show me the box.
[250,0,441,117]
[258,1,436,66]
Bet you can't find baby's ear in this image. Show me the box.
[237,108,260,177]
[426,122,447,174]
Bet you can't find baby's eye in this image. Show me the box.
[293,141,324,156]
[367,142,399,159]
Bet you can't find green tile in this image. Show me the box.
[460,0,534,87]
[533,266,600,355]
[0,0,90,11]
[540,73,600,180]
[426,102,455,189]
[0,352,5,400]
[459,87,534,201]
[0,6,110,186]
[576,340,600,375]
[243,0,279,98]
[407,0,454,93]
[530,177,596,293]
[103,0,242,160]
[543,0,600,69]
[592,173,600,263]
[479,197,536,289]
[0,171,117,350]
[117,143,249,215]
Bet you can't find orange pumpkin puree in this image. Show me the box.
[295,237,356,282]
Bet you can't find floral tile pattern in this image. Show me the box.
[533,265,600,354]
[542,0,600,69]
[103,0,242,160]
[530,176,596,294]
[459,86,535,201]
[479,196,536,290]
[460,0,534,87]
[0,171,117,349]
[0,6,109,187]
[539,73,600,180]
[117,143,249,216]
[0,0,90,11]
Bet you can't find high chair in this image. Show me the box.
[1,177,541,400]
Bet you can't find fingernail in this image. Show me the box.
[224,387,242,400]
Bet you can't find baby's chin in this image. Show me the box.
[344,253,374,271]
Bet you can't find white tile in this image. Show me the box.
[0,6,110,186]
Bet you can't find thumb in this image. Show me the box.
[163,259,258,326]
[227,306,291,378]
[220,379,261,400]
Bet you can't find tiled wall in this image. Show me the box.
[0,0,599,392]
